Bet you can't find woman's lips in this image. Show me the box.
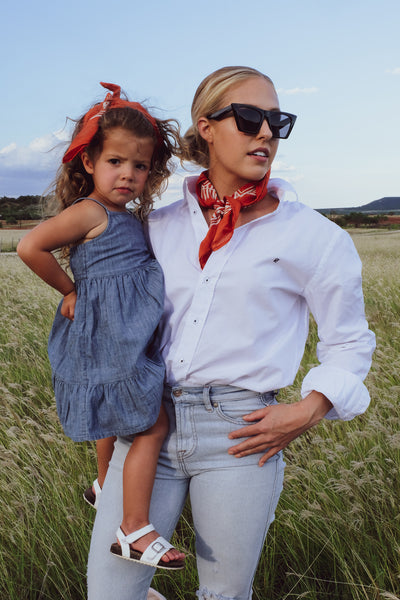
[248,147,270,158]
[248,148,269,162]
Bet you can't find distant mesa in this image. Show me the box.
[318,197,400,214]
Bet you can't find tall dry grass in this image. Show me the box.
[1,229,400,599]
[0,229,28,252]
[0,257,95,599]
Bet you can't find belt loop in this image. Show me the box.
[202,385,213,412]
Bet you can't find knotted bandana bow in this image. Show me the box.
[196,170,270,269]
[63,82,162,163]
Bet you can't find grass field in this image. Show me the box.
[1,230,400,599]
[0,229,29,252]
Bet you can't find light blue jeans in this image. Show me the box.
[87,385,285,600]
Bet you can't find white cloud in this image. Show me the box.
[385,67,400,75]
[0,143,17,155]
[277,87,319,95]
[0,130,68,173]
[154,163,201,208]
[0,138,303,200]
[0,131,71,196]
[271,160,303,188]
[272,160,296,173]
[0,130,67,197]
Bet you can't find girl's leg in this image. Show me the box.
[85,436,116,508]
[96,436,117,487]
[87,435,189,600]
[119,405,184,563]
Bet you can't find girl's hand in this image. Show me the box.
[61,289,77,321]
[228,391,333,466]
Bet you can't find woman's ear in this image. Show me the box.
[197,117,214,144]
[81,151,94,175]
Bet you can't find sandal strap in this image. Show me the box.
[123,524,155,543]
[115,525,175,565]
[141,536,174,566]
[115,524,156,559]
[92,479,102,509]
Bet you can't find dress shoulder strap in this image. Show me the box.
[72,197,109,212]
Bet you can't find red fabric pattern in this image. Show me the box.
[63,82,162,163]
[196,170,270,268]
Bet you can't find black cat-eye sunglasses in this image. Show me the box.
[207,103,297,139]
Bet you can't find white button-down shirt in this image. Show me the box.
[148,176,375,421]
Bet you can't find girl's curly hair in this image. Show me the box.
[53,105,181,221]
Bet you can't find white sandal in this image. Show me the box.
[83,478,102,509]
[147,590,167,600]
[110,524,184,570]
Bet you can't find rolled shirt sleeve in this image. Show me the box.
[301,229,376,420]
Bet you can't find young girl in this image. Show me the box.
[17,82,185,571]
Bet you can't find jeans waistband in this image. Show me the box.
[164,384,278,406]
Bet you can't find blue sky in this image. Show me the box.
[1,0,399,209]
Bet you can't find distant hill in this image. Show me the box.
[319,197,400,214]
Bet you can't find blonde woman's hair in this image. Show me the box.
[181,66,274,168]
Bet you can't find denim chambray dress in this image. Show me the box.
[47,199,165,442]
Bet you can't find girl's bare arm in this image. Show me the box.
[17,200,106,295]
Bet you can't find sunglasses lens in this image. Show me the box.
[234,106,294,138]
[268,113,293,138]
[235,106,262,134]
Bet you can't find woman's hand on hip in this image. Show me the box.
[227,391,333,466]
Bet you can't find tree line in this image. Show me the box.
[323,211,386,228]
[0,195,42,224]
[0,195,390,229]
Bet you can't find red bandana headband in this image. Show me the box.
[196,170,270,269]
[63,82,162,163]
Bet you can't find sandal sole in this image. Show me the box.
[83,488,96,508]
[110,543,185,570]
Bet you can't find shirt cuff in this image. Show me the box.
[301,365,371,421]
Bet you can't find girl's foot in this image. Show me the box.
[110,524,185,570]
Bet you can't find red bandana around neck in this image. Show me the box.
[196,169,270,269]
[63,82,162,163]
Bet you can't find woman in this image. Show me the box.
[87,66,375,600]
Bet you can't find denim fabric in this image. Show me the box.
[48,200,165,441]
[87,385,285,600]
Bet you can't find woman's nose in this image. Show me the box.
[257,117,273,140]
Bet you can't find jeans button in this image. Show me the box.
[174,388,183,397]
